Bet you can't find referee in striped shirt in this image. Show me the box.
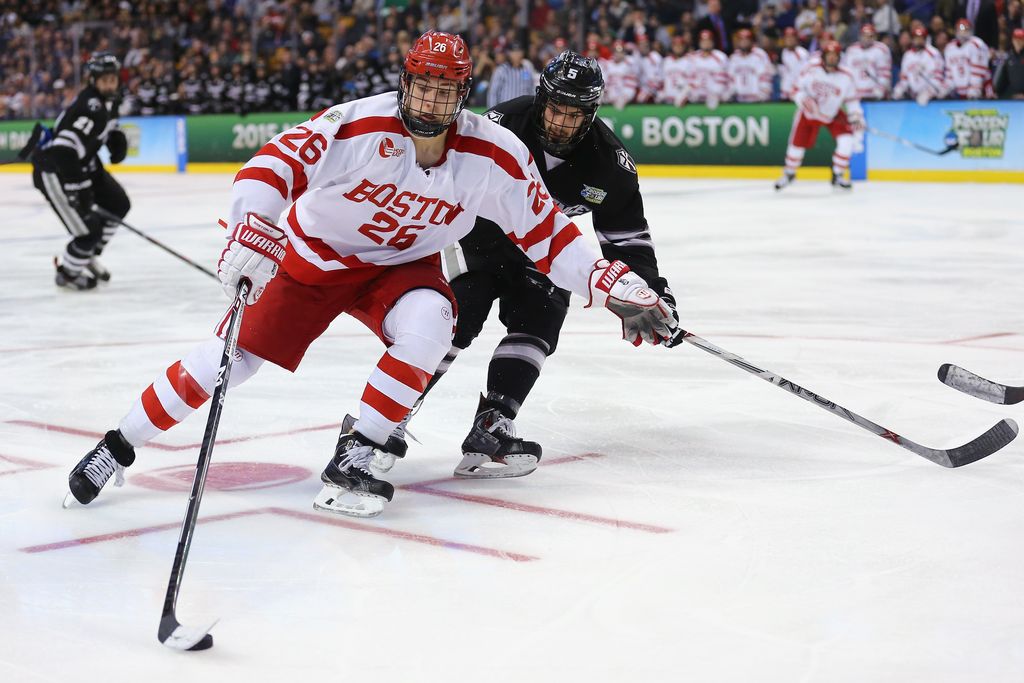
[486,43,537,108]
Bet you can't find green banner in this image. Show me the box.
[598,103,834,166]
[186,112,315,163]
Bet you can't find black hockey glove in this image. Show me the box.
[62,177,94,215]
[651,278,684,348]
[107,129,128,164]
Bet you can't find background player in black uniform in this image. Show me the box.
[32,52,131,290]
[377,51,679,479]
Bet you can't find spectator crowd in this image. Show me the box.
[2,0,1023,120]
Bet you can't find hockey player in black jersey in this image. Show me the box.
[374,51,678,479]
[32,52,131,290]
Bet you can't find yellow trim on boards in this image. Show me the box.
[867,169,1024,183]
[0,163,178,173]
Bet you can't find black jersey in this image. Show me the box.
[33,85,120,181]
[459,96,663,288]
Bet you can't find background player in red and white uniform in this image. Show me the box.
[687,30,729,109]
[893,26,946,106]
[727,28,774,103]
[775,41,863,191]
[658,35,691,106]
[634,35,664,104]
[779,27,810,100]
[64,31,676,518]
[840,24,892,100]
[944,19,990,99]
[600,40,639,109]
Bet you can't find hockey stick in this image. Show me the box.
[0,122,47,165]
[93,207,217,280]
[158,280,250,651]
[666,329,1017,467]
[938,364,1024,405]
[866,126,959,156]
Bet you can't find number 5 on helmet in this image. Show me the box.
[586,259,678,346]
[217,212,288,305]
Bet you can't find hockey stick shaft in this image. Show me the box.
[674,329,1016,467]
[158,281,250,651]
[866,126,956,156]
[93,207,217,280]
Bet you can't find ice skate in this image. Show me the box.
[455,394,542,478]
[313,430,394,518]
[774,171,795,191]
[54,258,97,291]
[87,256,111,282]
[831,172,852,190]
[63,429,135,507]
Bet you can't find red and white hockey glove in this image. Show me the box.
[586,260,677,346]
[217,212,287,305]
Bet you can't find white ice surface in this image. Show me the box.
[1,174,1023,682]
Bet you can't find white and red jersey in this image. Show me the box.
[779,46,810,99]
[636,51,664,103]
[600,57,639,105]
[840,41,892,99]
[658,54,691,104]
[727,47,774,102]
[944,37,990,97]
[893,45,945,99]
[228,92,597,298]
[792,63,863,123]
[686,49,729,102]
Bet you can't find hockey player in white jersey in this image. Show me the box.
[944,18,990,99]
[893,26,946,106]
[635,35,664,104]
[727,29,774,103]
[63,31,676,518]
[687,30,729,109]
[658,35,691,106]
[779,27,810,100]
[775,41,863,191]
[600,40,639,109]
[841,24,892,100]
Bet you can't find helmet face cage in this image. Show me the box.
[398,31,472,138]
[533,51,604,157]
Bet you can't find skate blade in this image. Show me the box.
[61,491,77,509]
[454,453,539,479]
[312,485,386,518]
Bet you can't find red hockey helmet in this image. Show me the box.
[955,18,972,38]
[821,40,842,68]
[911,26,928,38]
[399,31,473,138]
[860,23,876,37]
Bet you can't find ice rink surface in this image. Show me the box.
[2,173,1022,682]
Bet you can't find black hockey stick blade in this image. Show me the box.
[158,613,216,651]
[915,418,1019,468]
[938,364,1024,405]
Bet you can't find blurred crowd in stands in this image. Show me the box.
[2,0,1023,120]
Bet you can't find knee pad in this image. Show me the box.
[383,288,456,373]
[182,336,265,393]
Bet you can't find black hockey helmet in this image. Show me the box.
[534,50,604,157]
[86,52,121,98]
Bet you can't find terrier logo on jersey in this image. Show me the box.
[615,148,637,173]
[87,97,102,112]
[378,137,405,158]
[580,184,607,204]
[484,110,504,124]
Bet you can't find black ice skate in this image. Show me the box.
[455,394,542,479]
[340,413,412,475]
[831,172,852,190]
[87,256,111,282]
[774,171,795,191]
[54,258,97,291]
[63,429,136,507]
[313,430,395,518]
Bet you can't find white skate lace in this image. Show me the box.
[337,443,376,474]
[487,414,518,441]
[83,446,119,488]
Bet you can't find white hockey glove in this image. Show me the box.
[217,212,287,305]
[915,91,931,107]
[586,260,677,346]
[706,94,720,110]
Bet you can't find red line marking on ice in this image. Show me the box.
[20,507,537,561]
[0,453,58,477]
[5,419,339,452]
[399,452,673,534]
